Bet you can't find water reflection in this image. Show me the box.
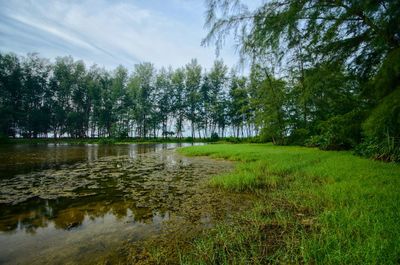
[0,198,169,233]
[0,142,200,179]
[0,143,244,265]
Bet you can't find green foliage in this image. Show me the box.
[110,124,129,139]
[228,74,251,138]
[210,132,219,142]
[363,88,400,141]
[0,53,251,140]
[183,137,194,142]
[371,48,400,99]
[0,53,23,137]
[355,137,400,163]
[223,136,242,143]
[314,111,364,150]
[96,137,117,145]
[203,0,400,161]
[184,59,202,138]
[288,128,309,145]
[358,88,400,161]
[250,64,288,145]
[128,62,156,138]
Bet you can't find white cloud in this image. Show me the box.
[0,0,241,71]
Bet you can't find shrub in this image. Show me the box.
[304,135,326,148]
[358,88,400,162]
[311,111,364,150]
[210,132,219,142]
[288,128,310,145]
[355,137,400,162]
[183,137,194,142]
[97,138,116,144]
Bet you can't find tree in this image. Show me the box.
[128,63,156,138]
[171,68,186,138]
[67,60,89,138]
[50,56,75,138]
[229,72,249,138]
[184,59,202,138]
[250,64,287,144]
[110,66,130,138]
[0,53,23,137]
[207,60,228,135]
[0,52,261,142]
[156,67,174,138]
[203,0,400,158]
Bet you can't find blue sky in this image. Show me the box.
[0,0,241,70]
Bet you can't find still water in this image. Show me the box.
[0,143,246,264]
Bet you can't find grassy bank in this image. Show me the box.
[176,144,400,264]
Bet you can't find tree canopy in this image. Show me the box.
[0,52,256,140]
[202,0,400,161]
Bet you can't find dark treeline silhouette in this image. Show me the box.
[0,53,255,139]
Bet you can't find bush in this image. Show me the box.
[183,137,194,142]
[358,88,400,162]
[222,137,239,143]
[362,88,400,142]
[248,136,262,143]
[355,137,400,162]
[289,128,310,145]
[97,138,116,144]
[259,127,286,145]
[210,132,219,142]
[304,135,326,148]
[310,111,364,150]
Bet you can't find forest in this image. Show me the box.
[0,55,253,140]
[1,0,399,163]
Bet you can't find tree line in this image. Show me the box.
[1,0,399,161]
[0,53,256,139]
[202,0,400,161]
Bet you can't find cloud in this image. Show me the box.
[0,0,239,70]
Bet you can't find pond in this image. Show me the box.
[0,143,250,264]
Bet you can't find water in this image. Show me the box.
[0,143,248,264]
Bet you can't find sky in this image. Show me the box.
[0,0,242,71]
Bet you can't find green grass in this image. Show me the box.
[177,144,400,264]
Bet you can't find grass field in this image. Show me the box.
[177,144,400,264]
